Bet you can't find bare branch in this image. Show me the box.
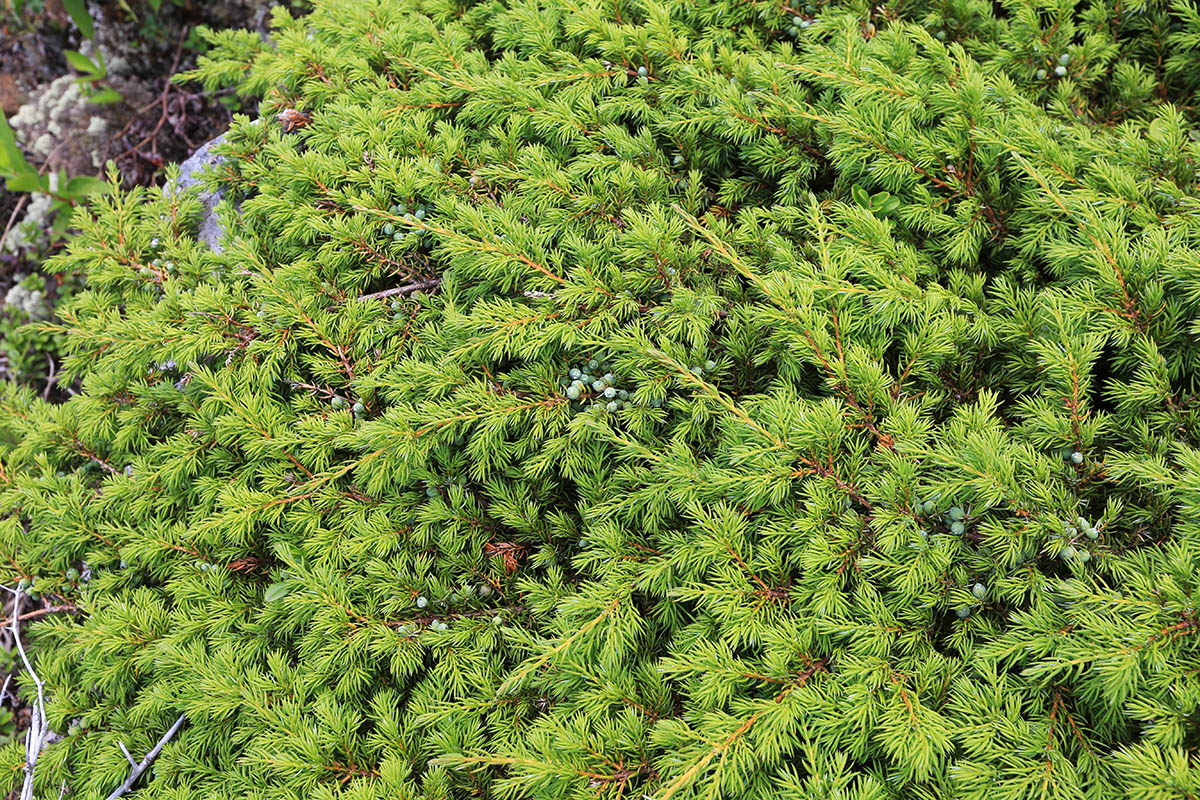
[0,195,29,253]
[358,278,441,302]
[0,604,82,628]
[8,588,49,800]
[43,355,58,401]
[105,713,187,800]
[119,741,138,768]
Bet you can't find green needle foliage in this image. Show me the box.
[3,0,1200,798]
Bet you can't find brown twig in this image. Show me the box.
[0,604,81,628]
[70,439,120,475]
[0,194,30,251]
[110,28,190,165]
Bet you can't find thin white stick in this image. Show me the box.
[105,713,187,800]
[119,741,138,767]
[8,588,48,800]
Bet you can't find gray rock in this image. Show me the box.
[176,113,307,251]
[174,133,229,252]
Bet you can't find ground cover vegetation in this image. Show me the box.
[0,0,293,390]
[1,0,1200,797]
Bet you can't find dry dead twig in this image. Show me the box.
[105,713,187,800]
[358,277,441,302]
[8,588,51,800]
